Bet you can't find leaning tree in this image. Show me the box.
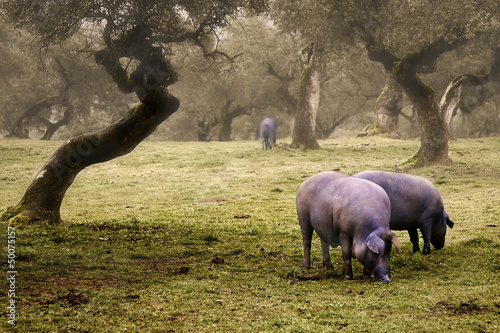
[333,0,500,165]
[1,0,267,224]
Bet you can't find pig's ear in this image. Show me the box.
[367,233,385,254]
[390,232,402,255]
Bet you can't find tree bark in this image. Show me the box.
[218,96,235,142]
[494,94,500,133]
[217,107,234,142]
[291,43,324,149]
[217,106,249,141]
[374,78,403,134]
[316,113,353,138]
[7,97,69,138]
[461,111,472,137]
[439,79,463,139]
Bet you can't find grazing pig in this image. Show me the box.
[259,118,277,150]
[296,171,401,283]
[353,170,454,254]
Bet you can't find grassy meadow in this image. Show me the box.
[0,136,499,332]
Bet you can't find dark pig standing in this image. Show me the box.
[259,118,277,150]
[353,170,454,254]
[296,171,401,283]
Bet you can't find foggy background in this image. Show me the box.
[0,15,498,142]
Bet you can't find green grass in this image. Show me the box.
[1,136,499,332]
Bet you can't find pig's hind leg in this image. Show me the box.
[299,213,314,269]
[408,228,421,253]
[339,234,354,280]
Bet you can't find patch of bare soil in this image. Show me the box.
[435,299,487,315]
[23,276,134,306]
[28,291,89,307]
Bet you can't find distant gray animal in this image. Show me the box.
[259,118,277,150]
[353,170,454,254]
[296,171,401,283]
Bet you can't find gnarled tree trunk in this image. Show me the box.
[196,117,218,142]
[440,47,500,138]
[268,64,297,133]
[2,89,179,224]
[2,47,179,224]
[217,93,252,142]
[495,94,500,132]
[316,113,353,139]
[374,78,403,134]
[40,106,73,140]
[439,81,463,139]
[361,29,468,165]
[7,97,69,138]
[393,53,451,165]
[291,43,324,149]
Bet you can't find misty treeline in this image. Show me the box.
[0,16,378,142]
[1,1,498,143]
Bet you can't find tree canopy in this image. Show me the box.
[0,21,134,139]
[2,0,268,56]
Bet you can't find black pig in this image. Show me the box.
[353,170,454,254]
[259,118,277,150]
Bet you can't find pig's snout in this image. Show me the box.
[378,275,391,283]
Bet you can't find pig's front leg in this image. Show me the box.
[340,235,353,279]
[363,266,373,278]
[420,224,432,254]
